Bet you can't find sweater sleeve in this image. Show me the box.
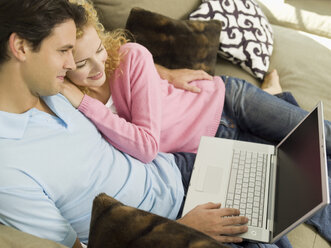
[78,44,162,163]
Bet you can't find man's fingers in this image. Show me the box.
[218,207,241,217]
[221,215,249,226]
[174,82,201,93]
[196,202,222,210]
[193,70,213,81]
[219,224,248,235]
[184,84,201,93]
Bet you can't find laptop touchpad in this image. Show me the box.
[199,166,223,194]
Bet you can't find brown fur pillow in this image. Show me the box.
[125,7,222,75]
[87,193,228,248]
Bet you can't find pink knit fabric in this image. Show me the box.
[78,43,225,163]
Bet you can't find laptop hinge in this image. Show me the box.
[266,151,277,238]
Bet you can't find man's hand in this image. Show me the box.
[177,202,248,243]
[155,64,213,93]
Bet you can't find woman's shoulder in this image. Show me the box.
[120,42,152,58]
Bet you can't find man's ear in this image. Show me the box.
[8,33,29,61]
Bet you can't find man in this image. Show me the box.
[0,1,329,248]
[0,1,249,248]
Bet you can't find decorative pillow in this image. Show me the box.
[87,193,228,248]
[189,0,274,80]
[125,7,222,75]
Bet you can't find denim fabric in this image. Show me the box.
[218,76,331,151]
[173,152,196,218]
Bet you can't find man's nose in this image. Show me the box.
[65,52,76,71]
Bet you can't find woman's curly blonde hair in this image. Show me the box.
[68,0,128,93]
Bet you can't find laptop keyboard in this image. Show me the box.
[225,149,268,228]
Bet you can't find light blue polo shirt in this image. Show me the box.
[0,94,184,247]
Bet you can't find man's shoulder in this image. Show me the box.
[42,93,71,105]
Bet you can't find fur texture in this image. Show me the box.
[87,193,228,248]
[125,7,222,75]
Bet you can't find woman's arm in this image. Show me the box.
[60,79,84,108]
[155,64,213,93]
[73,44,163,163]
[60,77,161,164]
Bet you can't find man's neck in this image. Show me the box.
[0,63,55,115]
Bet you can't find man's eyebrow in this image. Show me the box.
[59,44,74,50]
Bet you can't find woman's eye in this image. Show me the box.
[97,46,105,53]
[76,61,87,68]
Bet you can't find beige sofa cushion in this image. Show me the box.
[270,25,331,119]
[92,0,201,30]
[0,225,66,248]
[256,0,331,39]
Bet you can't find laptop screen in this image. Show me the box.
[273,107,323,237]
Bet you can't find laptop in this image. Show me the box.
[182,101,329,243]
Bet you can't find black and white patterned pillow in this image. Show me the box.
[189,0,273,80]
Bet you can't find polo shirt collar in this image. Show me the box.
[42,94,72,128]
[0,94,72,139]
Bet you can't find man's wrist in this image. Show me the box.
[155,64,172,81]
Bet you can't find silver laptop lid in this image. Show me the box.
[271,101,329,243]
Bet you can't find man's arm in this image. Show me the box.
[177,202,248,243]
[155,64,213,93]
[0,175,78,247]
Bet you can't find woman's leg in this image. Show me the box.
[219,75,331,156]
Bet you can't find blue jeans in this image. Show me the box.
[218,76,331,154]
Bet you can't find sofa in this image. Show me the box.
[1,0,331,247]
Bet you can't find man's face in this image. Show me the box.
[21,20,77,97]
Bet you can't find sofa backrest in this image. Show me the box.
[256,0,331,39]
[91,0,201,31]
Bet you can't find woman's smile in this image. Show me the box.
[88,72,103,80]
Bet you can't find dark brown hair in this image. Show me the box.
[0,0,87,65]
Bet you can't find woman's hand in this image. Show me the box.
[155,64,213,93]
[60,79,84,108]
[177,202,248,243]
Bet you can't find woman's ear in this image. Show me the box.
[8,33,29,61]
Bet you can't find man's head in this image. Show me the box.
[0,0,86,65]
[0,0,87,97]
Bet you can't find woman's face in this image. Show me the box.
[66,25,108,89]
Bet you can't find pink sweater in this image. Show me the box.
[78,43,225,163]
